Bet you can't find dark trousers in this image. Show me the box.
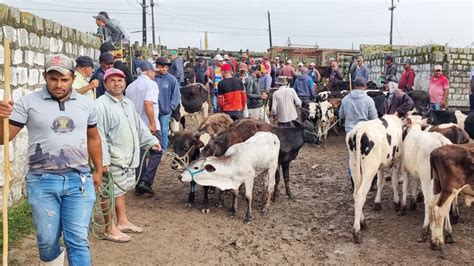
[470,93,474,111]
[224,111,244,120]
[299,96,311,122]
[278,121,294,127]
[137,130,163,186]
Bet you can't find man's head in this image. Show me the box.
[152,50,159,61]
[98,11,110,19]
[385,55,394,65]
[286,59,292,65]
[214,54,224,67]
[93,14,107,27]
[353,77,367,90]
[275,76,288,86]
[170,50,178,60]
[309,62,315,69]
[221,64,232,77]
[403,59,412,70]
[103,68,126,97]
[75,56,94,77]
[135,50,143,59]
[99,52,115,70]
[433,65,443,77]
[238,63,248,74]
[99,42,115,54]
[44,54,75,100]
[140,61,156,79]
[331,61,338,69]
[356,56,364,67]
[298,62,304,69]
[300,67,308,74]
[156,57,171,75]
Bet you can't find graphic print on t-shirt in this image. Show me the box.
[51,116,76,133]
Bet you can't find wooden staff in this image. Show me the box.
[3,37,11,265]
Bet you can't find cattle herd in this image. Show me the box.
[167,82,473,260]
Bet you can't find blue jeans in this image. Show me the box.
[211,93,219,113]
[430,103,441,110]
[26,172,95,265]
[159,113,172,150]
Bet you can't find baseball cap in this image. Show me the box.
[300,67,308,73]
[214,54,224,61]
[156,57,171,66]
[384,55,394,61]
[434,65,442,71]
[93,14,107,21]
[238,63,249,71]
[103,68,125,81]
[99,52,115,64]
[170,50,178,56]
[402,59,412,65]
[45,54,75,75]
[354,77,368,87]
[309,62,316,66]
[223,54,229,60]
[221,64,232,72]
[287,59,292,64]
[298,62,304,67]
[99,42,115,53]
[140,61,154,71]
[152,50,158,56]
[75,56,94,68]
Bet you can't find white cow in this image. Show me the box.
[180,131,280,223]
[400,116,452,242]
[308,100,336,143]
[346,115,403,243]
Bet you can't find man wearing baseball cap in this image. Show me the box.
[91,52,115,98]
[73,56,98,100]
[0,54,103,265]
[428,65,450,110]
[207,54,225,113]
[96,68,161,242]
[217,63,247,120]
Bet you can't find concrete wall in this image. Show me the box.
[361,44,473,107]
[0,4,100,207]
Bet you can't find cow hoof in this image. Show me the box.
[449,213,460,225]
[445,234,455,244]
[352,232,362,244]
[409,201,417,211]
[373,203,382,211]
[261,207,269,215]
[416,192,424,203]
[393,202,401,212]
[399,205,407,216]
[201,208,210,214]
[185,202,194,208]
[208,187,216,194]
[244,217,253,224]
[215,202,222,208]
[287,192,295,200]
[417,229,429,242]
[360,220,367,230]
[430,241,439,250]
[440,248,447,260]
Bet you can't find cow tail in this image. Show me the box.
[430,152,441,195]
[352,132,363,193]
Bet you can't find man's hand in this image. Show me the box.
[441,101,446,109]
[151,143,162,151]
[394,111,400,117]
[89,79,99,89]
[149,124,157,134]
[0,100,14,118]
[103,165,110,173]
[92,170,102,190]
[261,93,268,100]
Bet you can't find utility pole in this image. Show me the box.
[389,0,397,45]
[204,31,208,50]
[141,0,147,44]
[267,11,273,48]
[150,0,156,45]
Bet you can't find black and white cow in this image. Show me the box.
[346,115,404,243]
[407,90,430,114]
[426,109,473,139]
[170,83,209,133]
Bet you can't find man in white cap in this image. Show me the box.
[207,54,225,112]
[0,54,103,265]
[308,62,321,84]
[96,68,161,242]
[279,59,296,86]
[428,65,449,110]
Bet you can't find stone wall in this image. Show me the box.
[0,4,100,207]
[361,44,473,107]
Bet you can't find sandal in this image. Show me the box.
[103,233,131,243]
[117,224,143,234]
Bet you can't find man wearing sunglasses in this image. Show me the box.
[428,65,449,110]
[91,52,115,98]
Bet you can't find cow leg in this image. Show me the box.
[186,182,196,208]
[282,163,294,199]
[244,177,255,224]
[201,186,210,214]
[229,189,238,216]
[399,168,409,216]
[180,117,186,131]
[444,212,454,244]
[216,190,224,208]
[353,172,376,244]
[263,165,277,215]
[170,118,180,135]
[374,169,385,211]
[272,166,281,202]
[449,195,460,224]
[408,176,419,211]
[391,165,401,212]
[418,172,433,242]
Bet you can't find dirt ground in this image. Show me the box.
[9,134,474,264]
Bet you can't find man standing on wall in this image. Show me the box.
[73,56,99,100]
[380,55,398,83]
[398,59,415,91]
[217,63,247,120]
[0,54,103,265]
[428,64,450,110]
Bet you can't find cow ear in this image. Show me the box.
[405,117,412,127]
[204,164,216,172]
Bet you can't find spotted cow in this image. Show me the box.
[170,83,209,133]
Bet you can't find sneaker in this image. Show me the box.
[135,181,155,196]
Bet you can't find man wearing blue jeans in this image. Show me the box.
[0,54,103,265]
[154,57,180,150]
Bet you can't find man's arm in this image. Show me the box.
[170,78,181,110]
[245,79,260,99]
[87,127,103,189]
[0,101,24,144]
[76,80,99,95]
[144,101,157,133]
[396,94,414,117]
[368,98,378,120]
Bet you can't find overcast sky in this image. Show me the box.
[2,0,473,51]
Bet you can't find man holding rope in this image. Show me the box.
[0,54,103,265]
[96,68,161,243]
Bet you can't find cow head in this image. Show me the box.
[180,157,235,190]
[200,134,228,158]
[170,132,204,170]
[308,102,320,120]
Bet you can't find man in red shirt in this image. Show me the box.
[217,64,247,120]
[428,65,449,110]
[398,59,415,91]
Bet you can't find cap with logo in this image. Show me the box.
[75,56,94,68]
[103,68,125,81]
[45,54,75,75]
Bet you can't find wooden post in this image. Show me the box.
[3,37,11,266]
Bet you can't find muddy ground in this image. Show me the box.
[10,134,474,264]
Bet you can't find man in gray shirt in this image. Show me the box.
[381,55,398,83]
[0,54,103,265]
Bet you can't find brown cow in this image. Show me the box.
[428,123,470,144]
[429,143,474,258]
[197,113,234,138]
